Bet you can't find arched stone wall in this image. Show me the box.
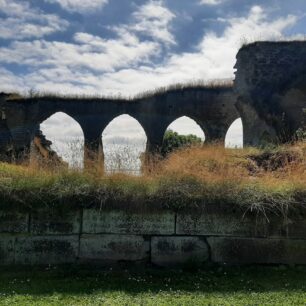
[1,41,306,163]
[0,86,238,165]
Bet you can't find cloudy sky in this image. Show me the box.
[1,0,306,168]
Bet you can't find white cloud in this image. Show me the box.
[45,0,108,13]
[130,0,176,45]
[0,0,68,39]
[0,33,159,74]
[108,0,175,47]
[0,0,176,93]
[199,0,224,5]
[0,5,298,96]
[97,5,297,94]
[0,68,26,92]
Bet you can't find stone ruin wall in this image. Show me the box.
[0,41,306,160]
[235,41,306,145]
[2,205,306,266]
[0,42,305,266]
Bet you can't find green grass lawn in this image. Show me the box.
[0,265,306,305]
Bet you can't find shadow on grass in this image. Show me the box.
[0,264,306,296]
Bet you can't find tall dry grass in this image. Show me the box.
[0,142,305,214]
[155,143,306,187]
[5,141,306,186]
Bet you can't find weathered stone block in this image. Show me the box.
[208,237,306,265]
[79,234,149,262]
[0,212,29,233]
[15,235,79,265]
[267,216,306,239]
[151,236,209,266]
[30,210,81,234]
[0,235,15,265]
[82,210,175,235]
[176,212,267,237]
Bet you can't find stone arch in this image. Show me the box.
[164,116,205,140]
[39,112,84,168]
[101,114,147,174]
[225,118,243,148]
[162,116,205,154]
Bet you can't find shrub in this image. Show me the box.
[161,130,202,156]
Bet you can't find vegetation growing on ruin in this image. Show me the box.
[4,79,233,102]
[296,108,306,141]
[0,142,305,216]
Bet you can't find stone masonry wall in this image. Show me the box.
[235,41,306,144]
[235,42,306,94]
[2,206,306,266]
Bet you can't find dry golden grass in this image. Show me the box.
[0,143,305,213]
[154,142,305,187]
[4,142,306,187]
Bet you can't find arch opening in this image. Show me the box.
[225,118,243,148]
[102,114,147,175]
[39,112,84,168]
[162,116,205,155]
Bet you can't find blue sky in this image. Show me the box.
[1,0,306,95]
[1,0,306,168]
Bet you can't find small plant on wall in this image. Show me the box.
[296,108,306,141]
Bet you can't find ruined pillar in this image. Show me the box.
[77,116,108,173]
[83,132,104,172]
[141,123,166,173]
[235,99,277,147]
[8,123,38,164]
[202,128,226,145]
[0,106,13,162]
[195,120,227,146]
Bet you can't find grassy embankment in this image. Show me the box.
[0,265,306,305]
[0,142,305,215]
